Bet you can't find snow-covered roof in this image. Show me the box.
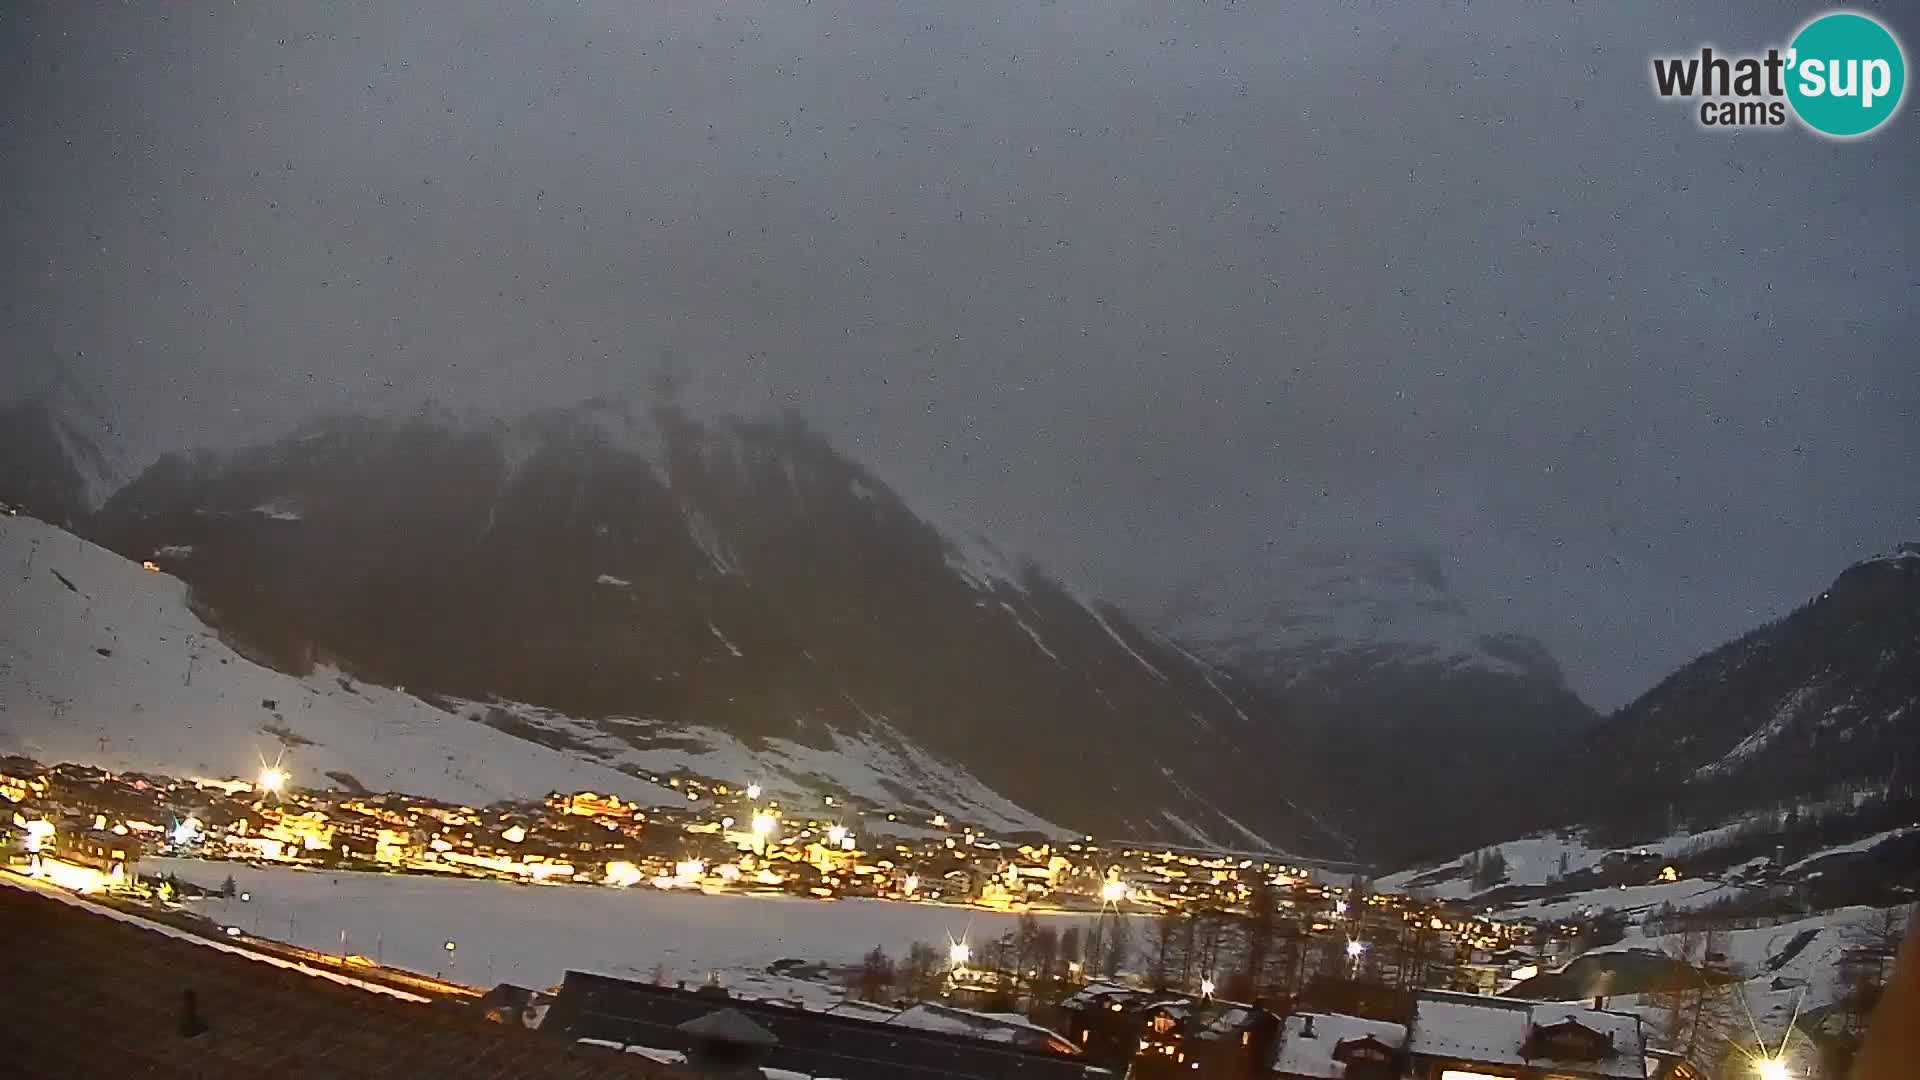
[1271,1012,1407,1077]
[1061,981,1140,1008]
[678,1006,779,1046]
[1408,992,1646,1079]
[824,1000,903,1021]
[623,1045,688,1064]
[885,1002,1079,1051]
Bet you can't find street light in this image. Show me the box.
[1346,939,1366,961]
[746,784,762,800]
[1100,879,1127,904]
[949,941,971,969]
[1754,1059,1791,1080]
[1199,977,1216,998]
[257,766,288,795]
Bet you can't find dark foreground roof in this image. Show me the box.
[546,970,1114,1080]
[0,879,673,1079]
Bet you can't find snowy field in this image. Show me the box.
[147,858,1124,995]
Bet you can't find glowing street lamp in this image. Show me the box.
[257,765,289,796]
[1199,977,1216,998]
[1346,939,1367,961]
[752,812,778,837]
[746,784,762,800]
[949,941,971,969]
[1100,879,1127,904]
[1334,899,1348,916]
[826,824,848,846]
[1754,1059,1791,1080]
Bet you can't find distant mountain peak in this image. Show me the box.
[80,402,1353,856]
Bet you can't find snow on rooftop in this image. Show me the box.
[1408,993,1645,1079]
[886,1002,1077,1050]
[1272,1012,1407,1078]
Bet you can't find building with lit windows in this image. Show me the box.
[1403,990,1650,1079]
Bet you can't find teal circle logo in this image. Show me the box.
[1787,12,1906,137]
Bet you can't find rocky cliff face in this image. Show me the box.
[86,402,1349,853]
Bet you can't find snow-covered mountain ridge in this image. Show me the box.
[67,404,1346,853]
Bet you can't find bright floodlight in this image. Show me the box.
[1100,879,1127,903]
[1199,977,1216,997]
[826,824,848,845]
[1346,939,1366,960]
[746,784,762,800]
[949,941,971,968]
[752,812,778,837]
[1755,1059,1791,1080]
[1335,899,1348,915]
[257,765,289,795]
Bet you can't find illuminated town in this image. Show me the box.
[7,750,1794,1079]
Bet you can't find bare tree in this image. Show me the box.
[852,945,897,1003]
[900,941,944,1001]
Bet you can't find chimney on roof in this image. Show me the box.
[1301,1015,1317,1038]
[178,988,209,1039]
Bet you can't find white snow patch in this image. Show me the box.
[943,532,1027,593]
[998,601,1062,665]
[1380,831,1611,899]
[1088,605,1166,682]
[707,622,744,658]
[1696,686,1817,779]
[447,697,1065,838]
[1780,826,1916,874]
[252,500,304,522]
[682,507,743,577]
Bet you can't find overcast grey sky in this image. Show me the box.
[3,0,1915,709]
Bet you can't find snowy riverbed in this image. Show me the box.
[146,858,1120,995]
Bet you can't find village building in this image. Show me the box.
[1270,1012,1407,1080]
[1404,990,1650,1080]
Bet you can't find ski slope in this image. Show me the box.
[0,514,1062,832]
[0,514,686,806]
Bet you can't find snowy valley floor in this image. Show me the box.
[147,857,1124,999]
